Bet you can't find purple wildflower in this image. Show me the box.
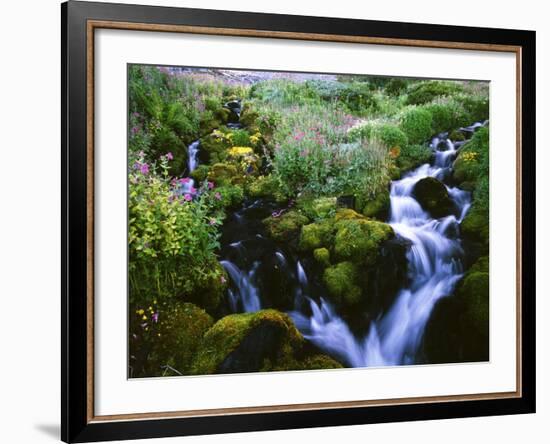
[214,192,222,200]
[183,194,192,202]
[140,163,149,175]
[207,181,214,190]
[166,152,173,161]
[152,312,159,323]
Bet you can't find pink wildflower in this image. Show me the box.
[183,194,192,201]
[166,152,173,161]
[140,163,149,175]
[214,192,222,200]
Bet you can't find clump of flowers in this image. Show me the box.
[462,151,479,162]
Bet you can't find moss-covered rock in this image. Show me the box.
[298,221,334,251]
[333,218,394,264]
[313,247,331,267]
[358,188,390,219]
[396,144,432,173]
[191,309,342,374]
[452,127,489,187]
[412,177,455,218]
[422,257,489,364]
[334,208,365,222]
[207,162,239,186]
[297,196,337,220]
[263,210,310,243]
[461,203,489,251]
[323,261,362,307]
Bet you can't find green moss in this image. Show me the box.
[461,204,489,249]
[297,354,343,370]
[358,188,390,219]
[449,129,466,141]
[470,255,489,274]
[263,210,310,243]
[297,196,337,220]
[412,177,455,218]
[333,218,394,264]
[400,107,433,144]
[152,302,214,374]
[348,123,408,150]
[299,221,334,251]
[334,208,365,222]
[423,103,454,134]
[207,162,239,186]
[323,262,362,306]
[191,309,343,374]
[457,271,489,336]
[313,247,331,267]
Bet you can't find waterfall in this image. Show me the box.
[188,140,200,173]
[290,134,471,367]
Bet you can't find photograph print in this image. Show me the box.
[127,65,490,378]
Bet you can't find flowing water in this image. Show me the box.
[194,124,479,367]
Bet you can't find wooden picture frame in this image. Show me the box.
[62,1,536,442]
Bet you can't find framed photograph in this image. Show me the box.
[62,1,536,442]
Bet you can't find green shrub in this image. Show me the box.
[396,144,432,171]
[227,128,250,146]
[400,107,433,144]
[406,80,463,105]
[128,153,226,308]
[385,78,409,96]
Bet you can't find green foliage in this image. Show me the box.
[385,78,408,96]
[349,122,408,149]
[400,107,434,144]
[299,221,334,251]
[453,127,489,185]
[405,80,463,105]
[128,153,226,308]
[129,302,214,377]
[228,128,251,146]
[396,144,432,172]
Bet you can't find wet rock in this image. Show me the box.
[190,310,343,374]
[412,177,456,218]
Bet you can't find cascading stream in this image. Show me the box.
[220,125,480,368]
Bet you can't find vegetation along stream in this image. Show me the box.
[128,67,490,377]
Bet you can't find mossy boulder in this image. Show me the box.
[263,210,310,243]
[412,177,455,218]
[298,221,334,251]
[323,262,363,307]
[333,218,394,264]
[461,203,489,255]
[358,188,390,220]
[313,247,331,267]
[191,310,342,374]
[396,144,432,173]
[297,196,337,220]
[334,208,365,222]
[207,162,239,186]
[423,257,489,363]
[199,108,232,134]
